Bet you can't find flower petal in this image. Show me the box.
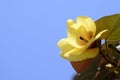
[57,38,81,58]
[57,38,74,53]
[61,48,99,61]
[76,16,96,37]
[70,29,108,56]
[95,29,108,39]
[67,19,87,48]
[77,26,93,41]
[67,19,75,27]
[71,37,96,55]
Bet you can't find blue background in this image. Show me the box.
[0,0,120,80]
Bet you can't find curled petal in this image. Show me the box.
[61,48,99,61]
[71,29,108,55]
[77,26,93,41]
[67,19,75,27]
[67,20,87,48]
[57,38,74,53]
[95,29,108,39]
[66,16,96,48]
[57,38,83,58]
[76,16,96,37]
[72,38,96,55]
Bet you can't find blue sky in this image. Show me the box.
[0,0,120,80]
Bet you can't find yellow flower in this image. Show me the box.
[57,16,107,61]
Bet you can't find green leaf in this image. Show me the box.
[95,14,120,44]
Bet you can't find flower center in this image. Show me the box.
[79,36,88,42]
[80,37,84,40]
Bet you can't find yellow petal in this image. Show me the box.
[67,19,75,27]
[70,29,107,55]
[70,29,108,56]
[57,38,81,58]
[67,19,87,48]
[77,26,93,41]
[57,38,77,53]
[76,16,96,37]
[63,48,80,58]
[95,29,108,39]
[61,48,99,61]
[72,37,96,55]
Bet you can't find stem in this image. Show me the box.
[97,39,111,63]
